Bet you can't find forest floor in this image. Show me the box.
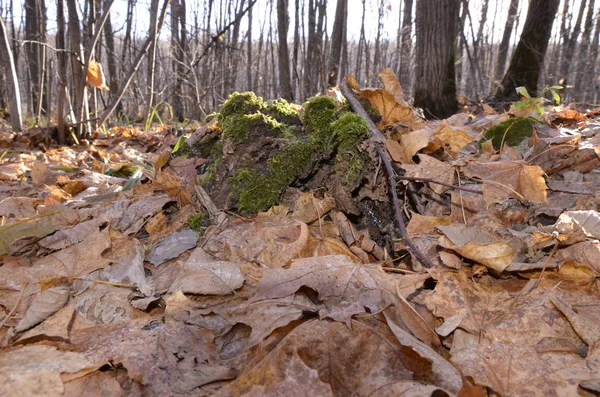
[1,71,600,396]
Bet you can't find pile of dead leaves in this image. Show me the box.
[1,71,600,396]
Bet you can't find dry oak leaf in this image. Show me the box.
[437,225,516,272]
[251,254,395,321]
[401,154,455,195]
[451,342,592,397]
[423,271,586,348]
[218,319,458,397]
[406,212,452,237]
[0,346,101,396]
[463,160,547,205]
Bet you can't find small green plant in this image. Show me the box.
[187,212,206,233]
[145,101,173,131]
[513,85,562,116]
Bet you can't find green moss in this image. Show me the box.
[483,117,535,149]
[219,91,267,117]
[218,92,296,141]
[358,96,382,125]
[204,112,219,123]
[331,112,370,151]
[230,169,282,214]
[267,98,299,124]
[223,93,372,215]
[302,96,338,137]
[187,212,207,233]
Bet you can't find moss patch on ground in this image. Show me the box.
[483,117,535,150]
[204,92,371,215]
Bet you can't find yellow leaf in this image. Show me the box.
[86,60,110,90]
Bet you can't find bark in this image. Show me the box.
[171,0,187,121]
[246,5,253,91]
[56,0,68,143]
[225,0,246,94]
[103,0,123,117]
[327,0,346,87]
[496,0,560,100]
[66,0,90,137]
[559,0,586,98]
[145,0,160,124]
[575,0,596,100]
[24,0,46,115]
[588,6,600,103]
[413,0,460,119]
[277,0,293,100]
[0,15,22,131]
[492,0,518,90]
[399,0,413,92]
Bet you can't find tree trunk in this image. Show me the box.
[103,0,123,117]
[327,0,346,87]
[491,0,518,91]
[559,0,586,99]
[399,0,413,94]
[101,0,170,126]
[413,0,460,119]
[575,0,596,101]
[66,0,90,138]
[277,0,293,100]
[495,0,560,100]
[24,0,46,116]
[171,0,187,121]
[56,0,68,143]
[145,0,160,125]
[0,15,22,132]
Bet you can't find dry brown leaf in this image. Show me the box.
[220,319,458,396]
[86,60,110,90]
[17,302,75,343]
[252,254,394,322]
[71,317,236,394]
[463,160,547,205]
[345,74,361,91]
[437,225,515,272]
[557,241,600,272]
[0,346,101,396]
[378,67,407,106]
[426,121,474,156]
[361,88,415,129]
[14,286,70,333]
[291,191,335,224]
[451,342,592,396]
[401,154,455,195]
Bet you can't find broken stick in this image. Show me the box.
[339,79,435,269]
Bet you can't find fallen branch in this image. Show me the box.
[340,79,435,269]
[397,176,484,195]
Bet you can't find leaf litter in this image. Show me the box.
[1,71,600,396]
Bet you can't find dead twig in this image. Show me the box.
[340,80,435,269]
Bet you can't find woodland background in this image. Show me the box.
[0,0,599,130]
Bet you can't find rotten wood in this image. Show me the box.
[340,79,435,269]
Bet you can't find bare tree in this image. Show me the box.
[413,0,460,119]
[496,0,560,100]
[24,0,47,117]
[277,0,293,100]
[0,14,22,131]
[327,0,346,87]
[559,0,586,99]
[491,0,518,92]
